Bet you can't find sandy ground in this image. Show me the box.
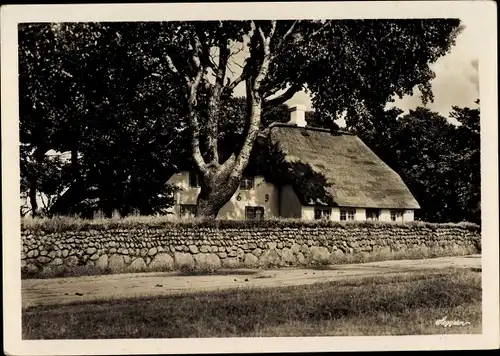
[22,255,481,308]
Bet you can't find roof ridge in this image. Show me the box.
[266,122,356,136]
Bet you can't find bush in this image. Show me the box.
[21,215,481,234]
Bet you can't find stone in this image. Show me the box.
[90,253,100,261]
[40,250,48,256]
[248,242,257,249]
[296,252,306,265]
[48,250,56,258]
[50,258,64,266]
[86,260,95,267]
[300,244,310,255]
[65,256,79,267]
[267,241,277,249]
[277,242,284,249]
[122,248,129,255]
[260,249,281,267]
[221,257,240,268]
[86,247,97,255]
[55,250,62,257]
[217,252,228,259]
[198,245,209,253]
[36,256,51,264]
[194,253,221,269]
[228,250,238,257]
[149,253,175,271]
[189,245,199,254]
[243,253,259,267]
[219,246,226,252]
[174,252,195,268]
[123,255,132,264]
[140,248,149,257]
[210,246,219,253]
[148,247,158,256]
[24,263,39,274]
[127,258,147,271]
[27,250,35,258]
[96,254,108,269]
[281,247,295,265]
[332,250,344,259]
[252,248,263,257]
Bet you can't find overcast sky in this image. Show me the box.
[232,18,479,125]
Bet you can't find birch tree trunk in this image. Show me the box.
[164,21,278,218]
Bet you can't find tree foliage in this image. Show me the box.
[351,102,480,224]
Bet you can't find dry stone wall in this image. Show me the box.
[21,224,481,276]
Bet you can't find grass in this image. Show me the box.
[22,215,481,234]
[22,268,481,339]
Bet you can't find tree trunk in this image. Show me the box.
[196,174,241,218]
[29,176,38,218]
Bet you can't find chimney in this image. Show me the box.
[288,104,307,127]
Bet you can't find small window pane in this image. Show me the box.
[189,172,200,187]
[240,177,254,190]
[246,206,264,220]
[314,207,331,220]
[366,209,380,221]
[180,204,197,217]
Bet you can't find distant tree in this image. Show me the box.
[449,100,480,223]
[19,23,185,217]
[352,103,480,224]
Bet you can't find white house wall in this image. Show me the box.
[355,208,366,221]
[404,210,415,221]
[168,172,279,220]
[218,176,279,219]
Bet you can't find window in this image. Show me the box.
[180,204,197,218]
[366,208,380,221]
[314,207,331,220]
[390,210,404,221]
[245,206,264,220]
[239,177,254,190]
[340,208,356,221]
[189,172,201,188]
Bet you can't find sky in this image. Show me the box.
[232,18,480,125]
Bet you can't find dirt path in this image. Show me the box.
[22,255,481,308]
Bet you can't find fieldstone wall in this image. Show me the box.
[21,223,481,276]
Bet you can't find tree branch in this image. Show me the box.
[263,84,302,108]
[186,31,207,173]
[164,53,190,86]
[230,21,275,178]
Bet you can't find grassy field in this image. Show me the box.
[23,268,481,338]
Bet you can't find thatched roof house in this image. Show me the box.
[267,123,420,210]
[168,104,420,221]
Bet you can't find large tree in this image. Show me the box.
[19,23,186,217]
[138,19,462,217]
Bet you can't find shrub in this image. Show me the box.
[21,215,481,234]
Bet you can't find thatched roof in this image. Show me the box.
[267,123,420,209]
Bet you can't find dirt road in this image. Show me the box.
[22,255,480,308]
